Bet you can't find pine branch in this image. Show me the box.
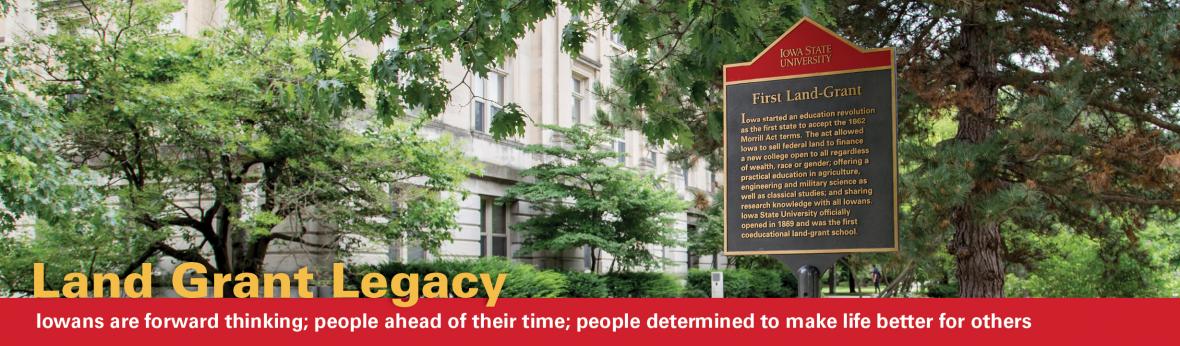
[1002,67,1180,134]
[1099,193,1180,207]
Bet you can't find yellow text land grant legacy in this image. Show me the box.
[31,262,507,308]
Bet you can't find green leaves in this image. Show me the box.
[0,52,114,234]
[246,211,282,238]
[490,103,528,140]
[614,6,653,51]
[561,19,590,57]
[1006,231,1168,297]
[224,0,817,150]
[586,0,819,168]
[830,0,1180,296]
[4,0,481,279]
[688,190,724,259]
[504,125,686,272]
[0,49,141,293]
[227,0,564,140]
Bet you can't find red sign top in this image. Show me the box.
[724,18,893,84]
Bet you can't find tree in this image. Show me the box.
[0,52,107,236]
[13,0,476,284]
[688,190,724,269]
[1006,231,1167,297]
[229,0,826,149]
[592,0,828,164]
[829,1,1180,296]
[1,43,136,295]
[503,125,686,272]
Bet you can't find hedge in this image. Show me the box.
[603,272,682,298]
[350,259,694,298]
[349,257,566,298]
[686,269,794,298]
[925,282,958,298]
[561,271,610,298]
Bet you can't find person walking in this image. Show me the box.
[870,265,882,293]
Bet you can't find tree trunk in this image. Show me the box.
[827,267,836,294]
[878,262,915,298]
[950,208,1004,297]
[845,262,857,293]
[589,247,598,273]
[948,12,1005,297]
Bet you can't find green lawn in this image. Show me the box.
[823,283,879,297]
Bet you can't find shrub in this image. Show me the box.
[349,257,566,298]
[730,255,785,270]
[780,270,798,297]
[561,272,609,298]
[685,271,711,295]
[1005,232,1165,297]
[720,270,754,296]
[458,258,567,298]
[925,282,958,298]
[747,269,790,297]
[681,288,709,298]
[603,272,682,298]
[686,269,791,298]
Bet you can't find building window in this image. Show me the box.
[709,171,717,192]
[583,246,591,270]
[389,238,427,263]
[571,75,588,125]
[682,165,690,189]
[686,224,700,269]
[388,188,427,262]
[661,246,669,268]
[479,197,509,258]
[474,71,506,133]
[615,139,626,164]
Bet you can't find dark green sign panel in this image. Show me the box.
[723,19,898,255]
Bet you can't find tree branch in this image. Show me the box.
[120,242,218,277]
[1099,193,1180,207]
[267,232,339,249]
[1088,100,1180,134]
[1002,67,1180,134]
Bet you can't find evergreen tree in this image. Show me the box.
[830,1,1180,296]
[504,125,686,272]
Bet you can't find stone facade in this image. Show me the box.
[1,0,728,275]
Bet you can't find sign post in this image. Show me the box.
[723,18,898,297]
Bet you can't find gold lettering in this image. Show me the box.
[33,263,58,298]
[173,262,207,298]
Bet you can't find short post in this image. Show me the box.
[710,272,724,298]
[796,265,822,298]
[773,254,844,299]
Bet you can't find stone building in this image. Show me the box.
[1,0,728,276]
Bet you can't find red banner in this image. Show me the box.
[0,298,1173,345]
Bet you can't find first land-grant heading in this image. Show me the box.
[31,262,507,308]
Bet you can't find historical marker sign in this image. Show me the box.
[724,18,898,255]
